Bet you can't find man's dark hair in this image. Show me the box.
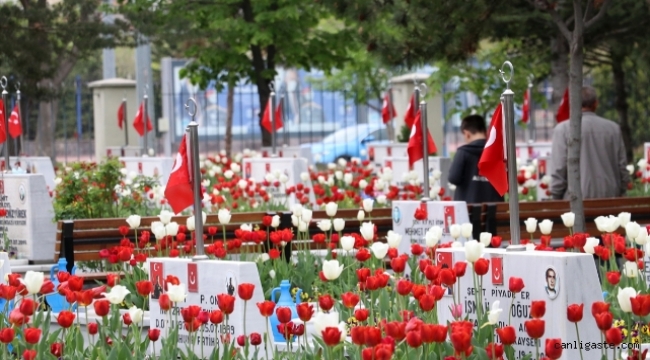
[546,268,555,278]
[460,115,487,135]
[581,86,598,109]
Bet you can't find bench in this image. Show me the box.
[56,208,394,281]
[483,197,650,244]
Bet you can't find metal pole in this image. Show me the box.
[501,61,521,244]
[270,90,276,156]
[50,82,57,163]
[528,79,535,142]
[1,77,11,171]
[186,99,207,260]
[420,99,430,201]
[14,83,21,160]
[143,91,149,156]
[123,98,129,147]
[413,87,420,118]
[387,84,395,141]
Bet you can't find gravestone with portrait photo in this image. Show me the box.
[0,174,56,262]
[241,157,314,208]
[147,258,268,359]
[436,247,601,360]
[119,157,174,185]
[2,157,56,191]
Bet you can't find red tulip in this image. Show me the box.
[250,332,262,346]
[236,335,247,347]
[439,268,456,287]
[210,310,223,325]
[0,284,17,301]
[341,292,360,309]
[356,268,371,283]
[23,327,41,344]
[630,295,650,317]
[418,294,435,312]
[237,283,255,301]
[181,305,201,323]
[594,312,613,331]
[88,322,99,335]
[545,338,563,359]
[93,299,110,317]
[364,326,382,346]
[591,301,609,317]
[351,326,366,345]
[9,308,29,326]
[396,279,413,296]
[605,327,623,345]
[430,324,448,343]
[390,257,407,273]
[217,294,235,315]
[411,243,424,256]
[22,349,37,360]
[19,298,38,316]
[453,261,467,277]
[474,258,490,276]
[257,301,275,317]
[530,300,546,318]
[566,303,584,322]
[450,328,472,355]
[149,328,161,342]
[50,342,63,357]
[606,271,621,285]
[135,281,153,297]
[322,327,342,346]
[524,319,545,338]
[508,277,525,293]
[159,294,172,311]
[485,342,504,359]
[276,307,292,324]
[123,313,132,325]
[39,280,55,294]
[296,303,314,322]
[56,310,75,328]
[405,331,422,348]
[496,326,516,345]
[354,308,369,322]
[318,294,335,311]
[67,276,84,292]
[0,328,14,344]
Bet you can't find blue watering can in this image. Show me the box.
[269,280,302,342]
[46,258,77,313]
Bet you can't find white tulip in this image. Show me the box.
[343,173,353,185]
[218,209,231,225]
[359,179,368,189]
[151,221,166,240]
[230,163,241,173]
[370,242,389,259]
[619,212,632,227]
[360,222,374,241]
[158,210,174,225]
[317,220,332,232]
[256,253,270,263]
[627,164,635,175]
[430,185,441,199]
[102,285,131,305]
[525,243,536,251]
[561,212,575,228]
[322,260,344,280]
[594,216,608,233]
[240,224,253,232]
[302,209,313,223]
[325,202,338,217]
[386,231,402,249]
[623,261,639,278]
[583,237,600,254]
[605,215,621,233]
[538,220,553,235]
[165,222,179,237]
[291,204,303,217]
[376,195,387,205]
[20,271,44,295]
[460,223,473,239]
[291,215,299,227]
[635,227,649,246]
[313,311,340,336]
[637,158,647,169]
[451,241,463,248]
[524,218,538,234]
[625,221,641,240]
[333,218,345,232]
[487,300,502,325]
[357,210,365,222]
[300,172,310,182]
[464,240,484,263]
[425,226,443,247]
[126,215,141,229]
[279,174,289,183]
[128,306,144,324]
[479,232,492,247]
[298,221,308,233]
[449,224,461,239]
[269,269,276,279]
[167,283,187,303]
[271,215,281,228]
[617,287,637,313]
[362,199,374,213]
[340,236,355,251]
[186,216,196,231]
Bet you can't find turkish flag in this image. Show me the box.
[261,98,283,133]
[555,88,570,123]
[403,94,416,129]
[132,102,153,137]
[521,88,530,123]
[164,134,194,213]
[0,100,7,143]
[478,103,508,196]
[117,102,125,129]
[381,92,396,124]
[407,110,437,167]
[8,104,22,138]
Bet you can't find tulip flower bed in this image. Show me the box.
[5,206,650,359]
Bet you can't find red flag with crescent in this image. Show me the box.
[164,135,194,213]
[478,103,508,196]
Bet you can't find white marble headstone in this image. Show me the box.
[644,142,650,180]
[367,142,408,168]
[147,258,268,359]
[0,252,11,283]
[1,157,56,191]
[0,174,56,261]
[516,142,552,164]
[383,156,451,195]
[261,146,313,165]
[119,157,174,185]
[106,146,142,157]
[436,247,602,360]
[242,157,315,208]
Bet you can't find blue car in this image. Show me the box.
[303,123,390,164]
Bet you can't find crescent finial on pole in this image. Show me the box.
[499,61,514,89]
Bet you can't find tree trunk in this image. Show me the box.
[567,18,586,233]
[550,31,570,112]
[35,97,59,165]
[611,48,633,163]
[225,81,234,157]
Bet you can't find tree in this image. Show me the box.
[121,0,356,147]
[0,0,128,159]
[530,0,613,233]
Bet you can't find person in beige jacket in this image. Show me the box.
[550,86,630,200]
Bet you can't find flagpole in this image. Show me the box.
[270,86,276,156]
[122,97,129,150]
[186,98,207,260]
[15,82,21,162]
[419,96,430,201]
[143,89,149,157]
[387,82,395,141]
[501,61,521,245]
[1,76,11,172]
[527,75,535,142]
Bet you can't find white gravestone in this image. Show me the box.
[261,146,314,165]
[106,146,142,157]
[242,157,315,208]
[536,157,551,201]
[0,174,56,261]
[516,142,552,164]
[436,247,601,360]
[0,252,11,283]
[392,200,469,258]
[644,142,650,180]
[383,156,452,195]
[147,258,268,359]
[367,142,408,168]
[119,157,174,185]
[1,157,56,191]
